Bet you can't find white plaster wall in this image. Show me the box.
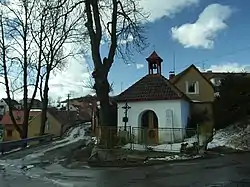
[117,100,190,143]
[181,100,190,129]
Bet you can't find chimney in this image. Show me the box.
[169,71,175,79]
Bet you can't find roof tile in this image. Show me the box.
[116,74,186,102]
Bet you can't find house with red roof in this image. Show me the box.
[116,51,191,145]
[0,109,90,141]
[1,110,43,141]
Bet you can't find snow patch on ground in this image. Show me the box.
[123,137,198,153]
[55,122,91,144]
[24,124,91,160]
[153,142,193,153]
[0,123,91,169]
[4,147,22,154]
[208,124,250,150]
[0,123,93,187]
[148,154,201,161]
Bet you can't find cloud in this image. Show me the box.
[201,63,250,73]
[139,0,199,22]
[0,1,92,102]
[136,64,144,69]
[48,53,92,100]
[171,4,233,49]
[118,35,134,45]
[0,44,92,101]
[0,0,202,101]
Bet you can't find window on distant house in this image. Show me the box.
[7,130,12,137]
[210,78,221,87]
[16,115,21,121]
[186,81,199,94]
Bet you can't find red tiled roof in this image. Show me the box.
[47,108,91,124]
[0,110,41,125]
[146,51,163,63]
[60,94,116,104]
[116,74,187,102]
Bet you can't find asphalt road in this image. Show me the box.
[1,152,250,187]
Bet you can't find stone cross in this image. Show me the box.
[122,102,131,129]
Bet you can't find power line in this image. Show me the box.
[174,45,250,72]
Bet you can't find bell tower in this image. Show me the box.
[146,51,163,75]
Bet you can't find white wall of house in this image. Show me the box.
[117,100,190,143]
[180,100,190,129]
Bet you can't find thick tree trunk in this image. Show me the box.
[95,78,112,126]
[40,100,48,136]
[22,109,29,139]
[95,76,116,147]
[40,76,49,136]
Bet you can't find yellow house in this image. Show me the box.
[0,109,78,141]
[170,64,215,134]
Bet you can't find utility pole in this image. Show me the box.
[67,93,70,119]
[173,51,176,74]
[121,82,123,92]
[202,63,206,72]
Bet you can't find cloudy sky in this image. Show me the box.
[109,0,250,95]
[1,0,249,101]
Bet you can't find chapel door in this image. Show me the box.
[141,110,158,145]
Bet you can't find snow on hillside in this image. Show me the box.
[55,122,91,144]
[0,123,93,187]
[24,123,92,159]
[208,124,250,150]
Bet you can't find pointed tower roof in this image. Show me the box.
[146,51,163,63]
[146,51,163,75]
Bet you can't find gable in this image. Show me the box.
[172,65,215,102]
[0,99,7,106]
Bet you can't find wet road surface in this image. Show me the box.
[1,152,250,187]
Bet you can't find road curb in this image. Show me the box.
[87,153,222,168]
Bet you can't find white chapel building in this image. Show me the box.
[116,51,191,144]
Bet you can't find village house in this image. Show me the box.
[0,108,90,141]
[19,98,43,109]
[116,51,191,145]
[61,95,117,136]
[0,98,21,117]
[169,65,250,134]
[169,64,216,135]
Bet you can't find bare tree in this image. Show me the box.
[0,14,22,136]
[31,0,86,135]
[0,0,42,139]
[83,0,148,140]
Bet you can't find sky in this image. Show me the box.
[1,0,250,101]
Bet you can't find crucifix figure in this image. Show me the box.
[122,102,131,130]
